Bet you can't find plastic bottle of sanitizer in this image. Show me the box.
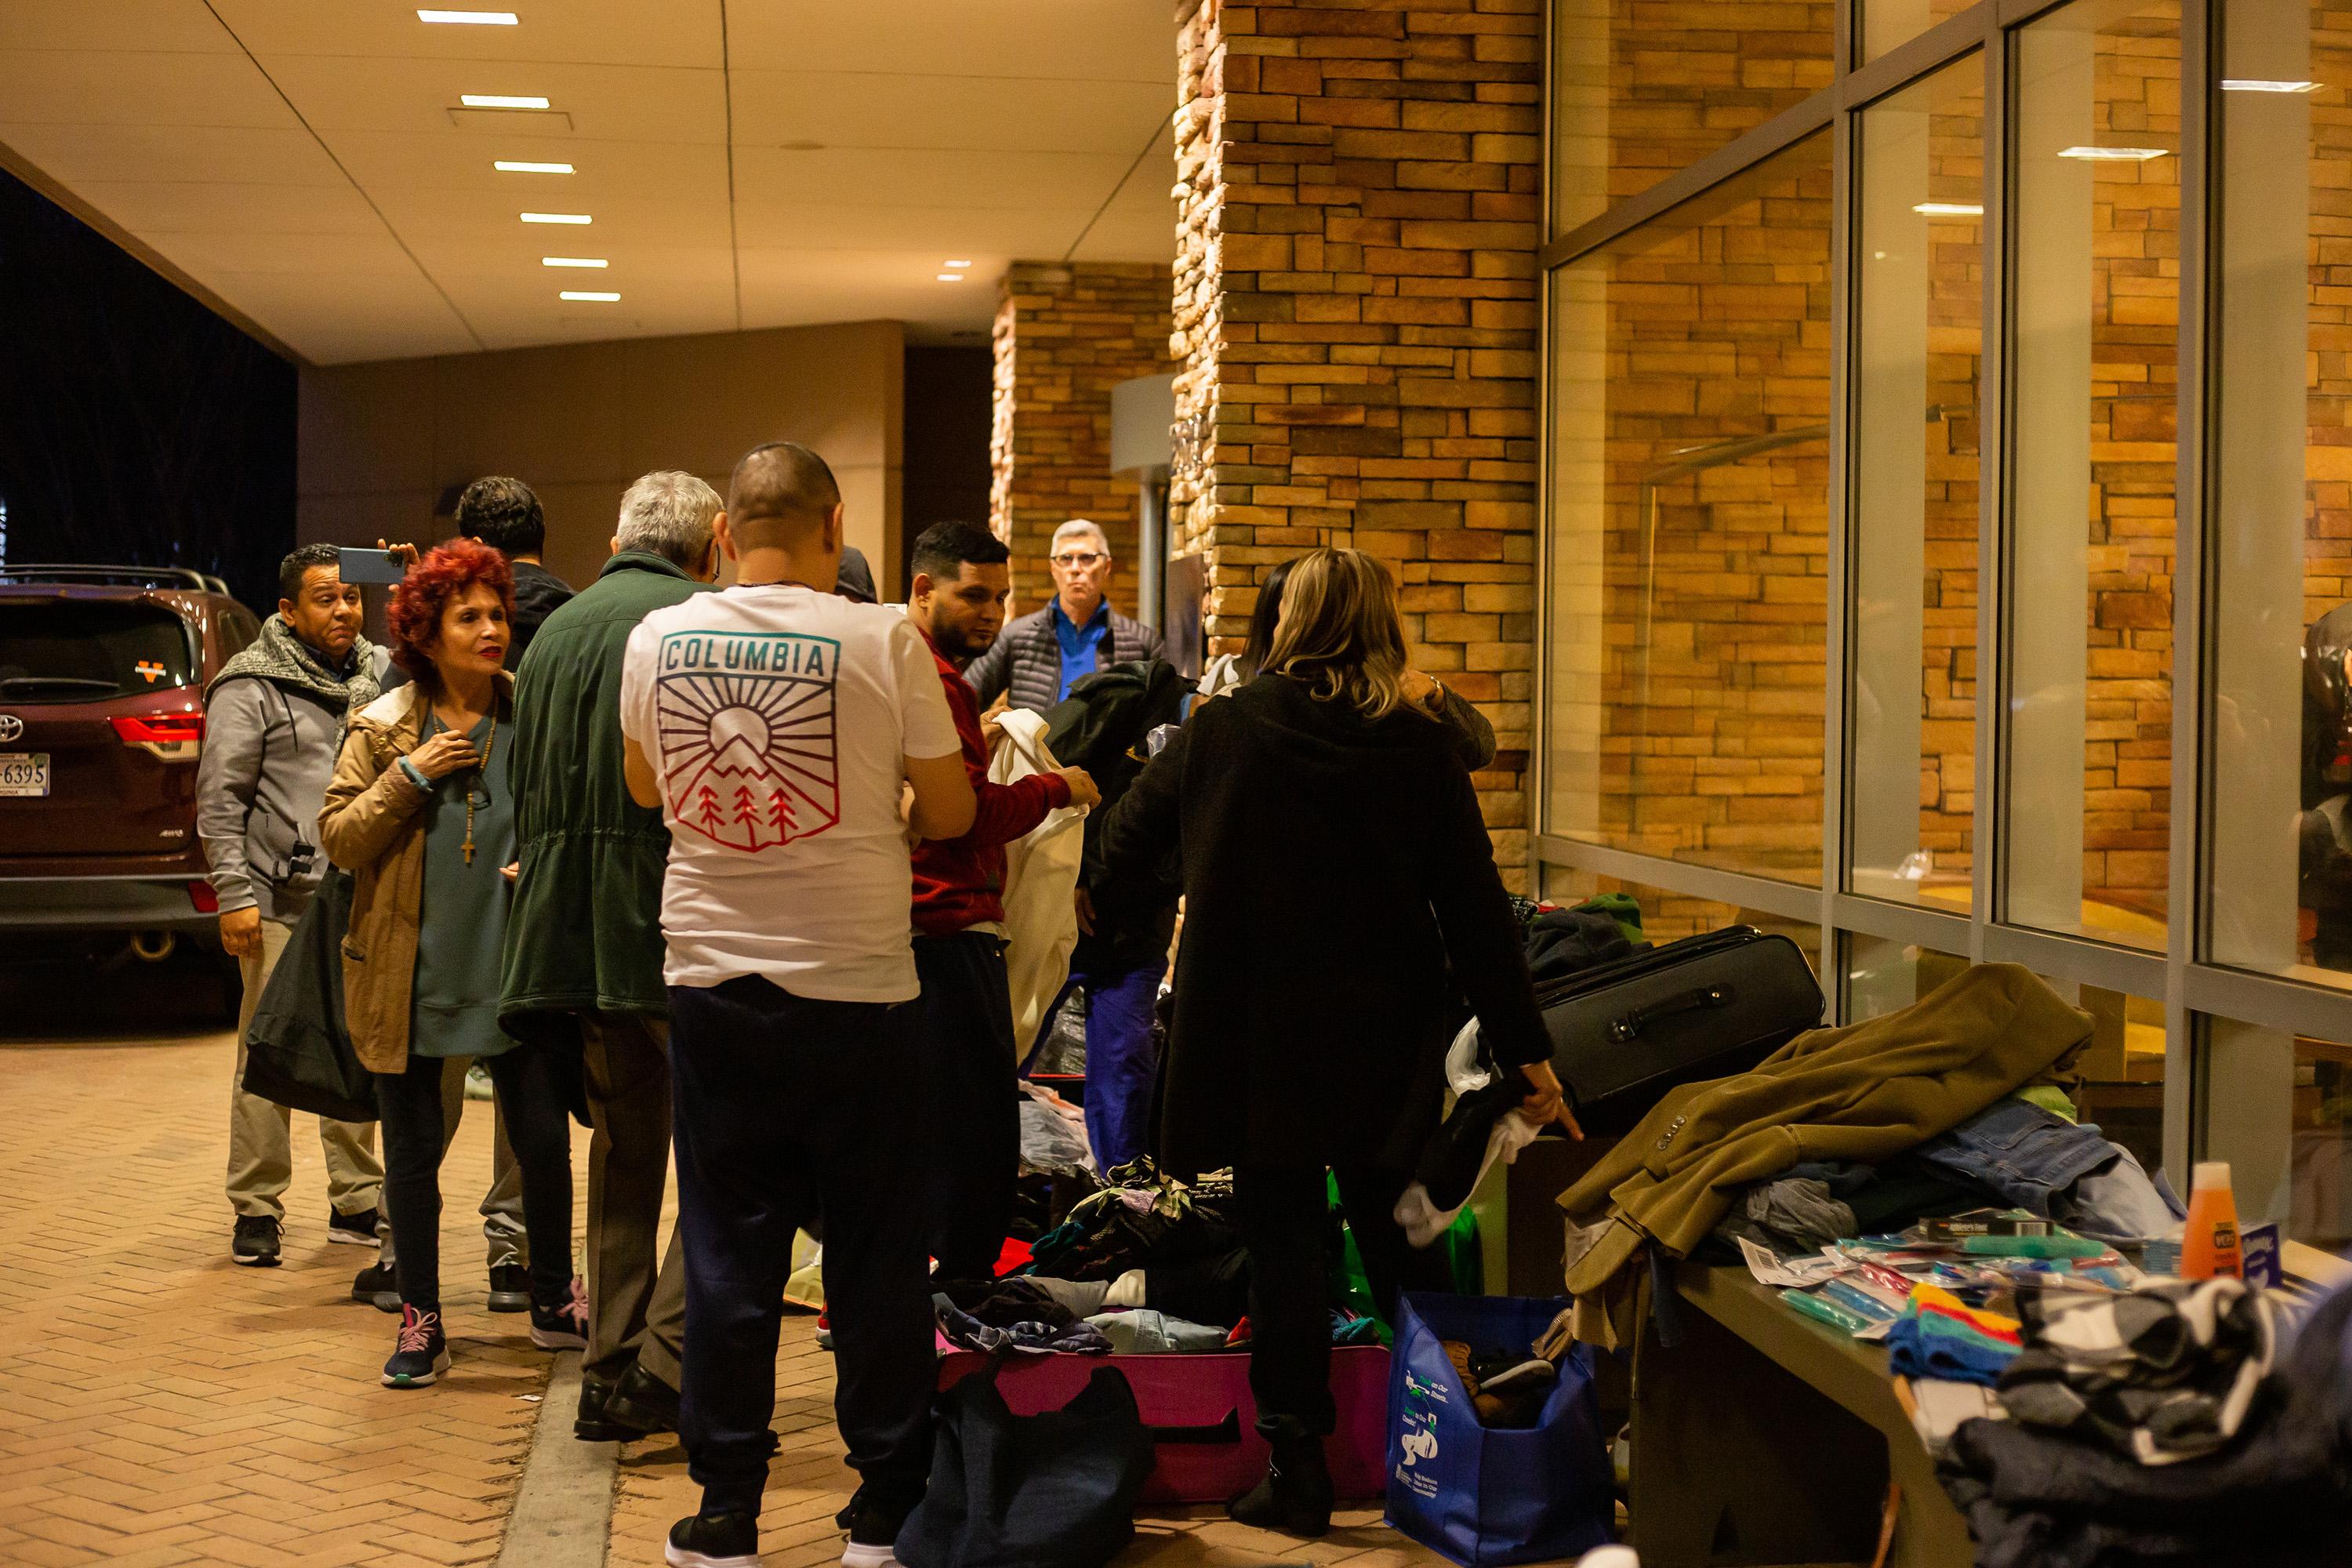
[2181,1161,2244,1281]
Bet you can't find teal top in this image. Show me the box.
[410,707,519,1059]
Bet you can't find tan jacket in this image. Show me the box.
[318,677,512,1075]
[1557,963,2092,1345]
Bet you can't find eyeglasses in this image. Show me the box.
[1051,551,1107,569]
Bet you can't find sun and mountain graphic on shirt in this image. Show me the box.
[653,630,841,851]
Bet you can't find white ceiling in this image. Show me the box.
[0,2,1179,365]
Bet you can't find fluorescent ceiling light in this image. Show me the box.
[2221,78,2319,93]
[1912,201,1984,216]
[521,212,591,224]
[560,290,619,302]
[943,258,972,268]
[936,273,965,281]
[420,9,517,23]
[463,93,550,110]
[2057,145,2168,161]
[494,160,572,174]
[542,256,607,268]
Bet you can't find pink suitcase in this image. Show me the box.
[937,1343,1392,1503]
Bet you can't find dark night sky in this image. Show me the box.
[0,167,296,613]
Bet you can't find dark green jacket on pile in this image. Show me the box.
[499,551,706,1031]
[1558,962,2093,1348]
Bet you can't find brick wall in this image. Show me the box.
[1172,0,1544,888]
[989,262,1176,619]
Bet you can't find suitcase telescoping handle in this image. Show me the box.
[1606,983,1736,1044]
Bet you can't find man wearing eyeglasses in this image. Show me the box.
[965,519,1165,714]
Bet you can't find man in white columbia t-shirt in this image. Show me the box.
[619,441,975,1568]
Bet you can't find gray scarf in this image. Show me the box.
[205,613,385,714]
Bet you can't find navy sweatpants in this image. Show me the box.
[669,977,934,1519]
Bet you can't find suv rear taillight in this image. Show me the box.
[111,713,205,761]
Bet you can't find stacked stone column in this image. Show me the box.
[989,261,1177,617]
[1171,0,1543,885]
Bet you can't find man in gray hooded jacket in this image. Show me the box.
[199,543,391,1271]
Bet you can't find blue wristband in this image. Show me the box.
[397,757,432,791]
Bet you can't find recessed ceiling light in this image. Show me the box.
[943,259,972,268]
[521,212,591,224]
[560,290,619,302]
[463,93,550,110]
[542,256,607,268]
[1912,201,1984,216]
[494,160,572,174]
[2221,78,2320,93]
[420,9,517,24]
[936,273,965,282]
[2057,145,2168,161]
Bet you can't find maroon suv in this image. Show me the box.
[0,564,262,963]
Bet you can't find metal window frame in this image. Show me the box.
[1534,0,2352,1188]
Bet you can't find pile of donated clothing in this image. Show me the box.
[937,1156,1388,1356]
[1550,956,2352,1566]
[1921,1269,2352,1568]
[1555,963,2169,1350]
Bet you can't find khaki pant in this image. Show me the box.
[580,1011,686,1385]
[227,918,383,1221]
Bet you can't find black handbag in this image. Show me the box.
[1541,926,1823,1135]
[895,1363,1155,1568]
[241,866,377,1123]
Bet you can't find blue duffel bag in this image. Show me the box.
[1386,1293,1616,1566]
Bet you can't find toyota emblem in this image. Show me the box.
[0,715,21,742]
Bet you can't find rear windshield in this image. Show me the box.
[0,603,195,702]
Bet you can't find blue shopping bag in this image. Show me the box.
[1386,1293,1615,1566]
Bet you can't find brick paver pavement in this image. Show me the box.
[2,1017,1457,1567]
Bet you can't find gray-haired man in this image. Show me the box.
[964,519,1165,713]
[500,471,723,1440]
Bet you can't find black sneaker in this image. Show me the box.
[328,1207,380,1247]
[601,1359,681,1436]
[665,1511,759,1568]
[840,1490,912,1568]
[529,1276,590,1351]
[488,1262,530,1312]
[351,1262,400,1312]
[381,1305,448,1388]
[231,1215,282,1267]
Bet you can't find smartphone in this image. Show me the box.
[336,546,406,586]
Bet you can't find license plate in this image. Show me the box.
[0,753,50,797]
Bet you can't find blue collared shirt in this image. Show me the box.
[1051,598,1112,703]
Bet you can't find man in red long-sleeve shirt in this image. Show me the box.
[906,522,1099,1278]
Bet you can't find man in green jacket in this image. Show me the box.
[500,471,722,1440]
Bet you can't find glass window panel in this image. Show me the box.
[1850,58,1986,914]
[2209,1,2352,993]
[1550,2,1836,235]
[1842,933,1969,1019]
[1862,1,1976,64]
[1538,863,1824,953]
[2206,1017,2352,1250]
[1545,136,1833,886]
[2004,0,2181,953]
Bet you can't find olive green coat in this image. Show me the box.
[497,551,706,1033]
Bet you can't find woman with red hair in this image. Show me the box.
[320,538,584,1388]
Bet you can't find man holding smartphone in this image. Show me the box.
[200,543,396,1272]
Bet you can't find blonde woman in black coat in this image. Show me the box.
[1101,546,1577,1537]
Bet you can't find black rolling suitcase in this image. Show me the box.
[1539,926,1823,1134]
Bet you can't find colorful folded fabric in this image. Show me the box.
[1886,1284,2025,1386]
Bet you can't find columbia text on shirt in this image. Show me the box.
[617,583,961,1002]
